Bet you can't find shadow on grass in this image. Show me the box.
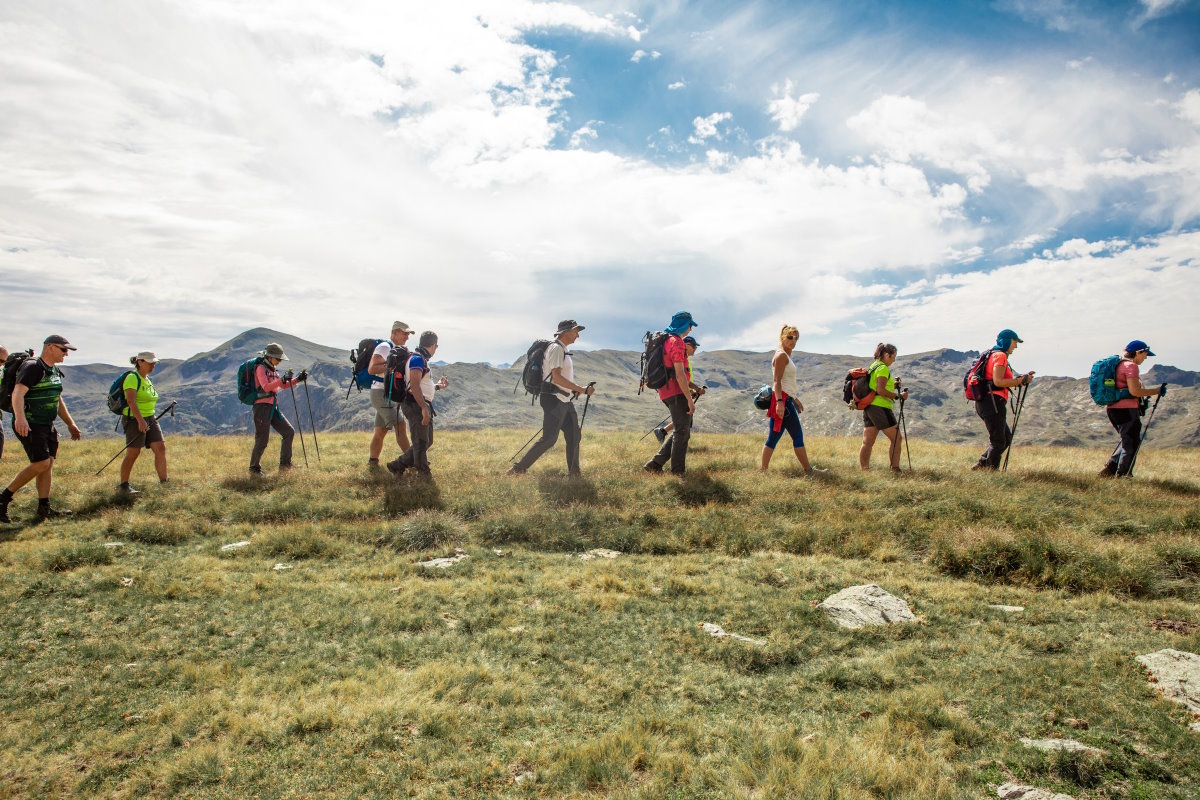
[537,474,599,506]
[68,491,138,519]
[221,475,278,494]
[1143,477,1200,497]
[384,475,444,515]
[1024,470,1099,493]
[669,472,737,506]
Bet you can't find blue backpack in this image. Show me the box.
[1089,355,1133,406]
[352,338,384,391]
[106,370,142,415]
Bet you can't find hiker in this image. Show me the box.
[366,321,414,469]
[0,345,7,461]
[644,311,698,475]
[508,320,595,477]
[653,335,705,443]
[1099,340,1166,478]
[972,329,1034,471]
[760,325,818,473]
[116,352,169,494]
[0,336,82,523]
[249,343,307,475]
[858,343,908,472]
[387,331,449,476]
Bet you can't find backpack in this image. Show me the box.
[0,349,34,414]
[236,357,268,405]
[518,339,553,403]
[384,345,411,405]
[842,363,883,410]
[639,331,670,393]
[350,338,384,391]
[962,349,997,401]
[1089,355,1133,406]
[106,370,142,415]
[753,384,773,410]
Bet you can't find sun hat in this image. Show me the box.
[555,319,585,336]
[665,311,697,336]
[1126,340,1155,356]
[135,351,158,363]
[392,321,415,334]
[261,343,288,361]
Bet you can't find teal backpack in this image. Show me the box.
[106,370,142,415]
[236,357,269,405]
[1089,355,1133,406]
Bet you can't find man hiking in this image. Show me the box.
[644,311,698,475]
[387,331,448,477]
[653,335,704,443]
[972,328,1034,472]
[248,342,306,476]
[1,335,82,523]
[1099,340,1166,478]
[0,345,7,461]
[366,321,414,469]
[508,320,595,477]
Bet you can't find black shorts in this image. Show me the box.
[15,422,58,463]
[863,406,898,430]
[123,415,164,447]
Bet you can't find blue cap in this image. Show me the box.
[683,335,699,347]
[1126,340,1155,357]
[665,311,697,336]
[996,328,1023,349]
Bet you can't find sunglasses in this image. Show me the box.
[55,345,70,353]
[784,334,797,340]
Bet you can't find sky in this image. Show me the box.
[2,0,1199,376]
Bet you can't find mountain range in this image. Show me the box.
[29,328,1200,449]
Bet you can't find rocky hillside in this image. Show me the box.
[36,328,1200,448]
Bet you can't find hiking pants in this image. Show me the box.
[514,393,580,475]
[397,400,434,473]
[250,403,294,469]
[1104,407,1142,476]
[650,393,692,474]
[974,397,1011,470]
[0,423,4,460]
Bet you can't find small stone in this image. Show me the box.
[1136,649,1200,719]
[104,542,125,549]
[698,622,764,646]
[420,551,470,569]
[1019,737,1103,756]
[1066,718,1089,730]
[493,548,506,556]
[514,771,534,785]
[800,733,818,743]
[120,577,134,588]
[578,548,622,561]
[272,563,293,571]
[220,541,250,552]
[997,784,1074,800]
[508,625,525,634]
[989,604,1024,613]
[819,584,915,629]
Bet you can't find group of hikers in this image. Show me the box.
[0,318,1170,523]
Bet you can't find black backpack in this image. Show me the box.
[517,339,553,404]
[963,349,997,401]
[350,338,383,392]
[384,345,411,405]
[841,363,882,410]
[639,331,670,393]
[0,349,34,414]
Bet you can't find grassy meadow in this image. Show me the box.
[1,428,1199,799]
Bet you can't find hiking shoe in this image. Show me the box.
[643,460,663,473]
[653,427,667,443]
[367,459,381,471]
[386,459,406,476]
[506,466,526,477]
[34,505,72,521]
[971,463,994,472]
[0,505,10,524]
[159,477,171,484]
[248,466,264,476]
[1098,466,1117,478]
[116,483,140,496]
[804,467,828,477]
[278,464,293,472]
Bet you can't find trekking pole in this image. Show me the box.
[96,401,177,476]
[509,429,541,462]
[1127,389,1164,477]
[301,374,320,463]
[289,384,309,467]
[578,382,597,432]
[898,395,912,470]
[639,415,671,442]
[1000,382,1029,473]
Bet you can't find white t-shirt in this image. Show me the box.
[370,340,392,386]
[544,340,574,403]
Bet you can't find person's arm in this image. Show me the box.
[11,384,29,437]
[673,360,694,414]
[771,352,787,416]
[874,368,906,400]
[368,353,387,377]
[124,387,148,432]
[550,366,593,396]
[1124,372,1161,399]
[57,397,81,440]
[408,365,430,424]
[990,354,1033,389]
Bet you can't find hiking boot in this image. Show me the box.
[643,460,663,473]
[386,459,406,476]
[1098,465,1117,478]
[806,467,828,475]
[0,504,10,524]
[34,504,72,521]
[971,463,994,472]
[248,466,264,477]
[653,426,667,443]
[506,466,526,477]
[159,477,171,484]
[367,458,381,471]
[116,483,140,496]
[278,463,293,472]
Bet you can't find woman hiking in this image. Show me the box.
[117,352,169,494]
[1099,340,1166,478]
[760,325,819,474]
[249,342,306,475]
[858,343,908,472]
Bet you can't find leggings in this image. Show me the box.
[765,398,804,449]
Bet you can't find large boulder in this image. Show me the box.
[818,584,915,630]
[1136,649,1200,730]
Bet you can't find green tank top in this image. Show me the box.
[18,360,64,425]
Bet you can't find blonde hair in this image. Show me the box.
[779,325,799,346]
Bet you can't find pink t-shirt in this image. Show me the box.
[657,335,689,401]
[1110,359,1140,409]
[254,363,299,404]
[985,351,1014,401]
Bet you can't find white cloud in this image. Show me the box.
[1137,0,1188,21]
[688,111,732,143]
[667,79,687,90]
[630,49,660,63]
[569,121,600,148]
[767,80,819,133]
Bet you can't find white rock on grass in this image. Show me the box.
[104,542,125,549]
[819,584,915,629]
[220,541,250,552]
[1019,737,1103,756]
[997,784,1074,800]
[420,549,469,569]
[578,548,622,561]
[272,563,293,572]
[989,604,1024,613]
[698,622,764,646]
[1136,649,1200,725]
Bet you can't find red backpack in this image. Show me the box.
[963,349,997,401]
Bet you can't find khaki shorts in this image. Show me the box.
[863,405,898,430]
[370,387,403,430]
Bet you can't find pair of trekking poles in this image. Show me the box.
[288,374,321,467]
[509,382,596,462]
